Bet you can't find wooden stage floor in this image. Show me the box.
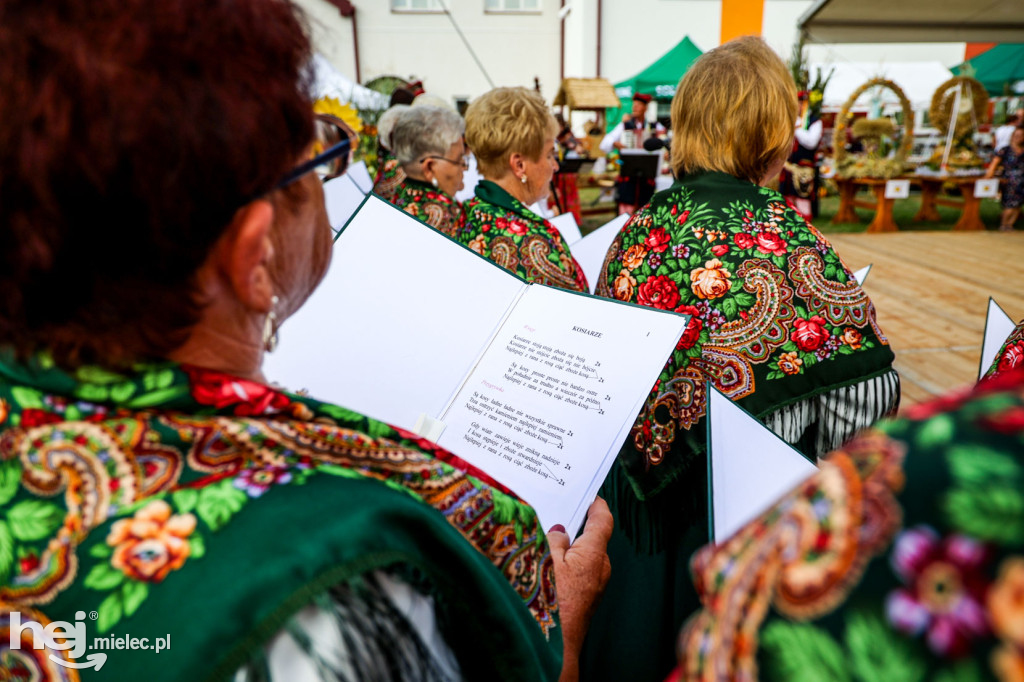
[828,230,1024,411]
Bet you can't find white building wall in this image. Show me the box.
[297,0,560,106]
[296,0,971,111]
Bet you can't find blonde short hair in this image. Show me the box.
[670,37,797,184]
[465,87,558,178]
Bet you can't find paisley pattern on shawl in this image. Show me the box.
[0,358,558,653]
[454,180,588,293]
[386,177,462,236]
[372,144,406,203]
[596,171,895,501]
[984,318,1024,381]
[677,369,1024,682]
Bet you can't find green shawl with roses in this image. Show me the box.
[0,354,561,681]
[454,180,589,292]
[597,171,895,512]
[985,318,1024,380]
[388,177,462,236]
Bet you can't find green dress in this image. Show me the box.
[454,180,589,293]
[676,366,1024,681]
[0,356,561,680]
[387,177,462,236]
[583,171,898,681]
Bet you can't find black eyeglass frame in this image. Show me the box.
[272,137,353,191]
[419,154,470,170]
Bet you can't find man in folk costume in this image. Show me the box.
[600,93,663,215]
[779,90,823,219]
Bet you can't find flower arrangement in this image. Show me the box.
[833,78,914,180]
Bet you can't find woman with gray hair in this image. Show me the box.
[377,105,466,234]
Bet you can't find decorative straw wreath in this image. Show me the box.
[833,77,915,179]
[929,76,988,140]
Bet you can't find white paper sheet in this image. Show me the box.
[548,212,583,246]
[323,175,368,234]
[708,388,818,544]
[436,285,687,535]
[346,160,373,194]
[853,264,872,286]
[267,195,688,538]
[569,214,630,294]
[264,196,525,429]
[980,297,1017,380]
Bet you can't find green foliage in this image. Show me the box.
[196,480,247,532]
[761,621,850,682]
[7,500,64,541]
[845,611,926,682]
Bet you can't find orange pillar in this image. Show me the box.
[720,0,764,44]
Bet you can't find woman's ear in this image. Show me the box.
[508,151,526,178]
[216,199,276,313]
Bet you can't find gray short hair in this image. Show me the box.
[377,104,410,149]
[392,106,466,165]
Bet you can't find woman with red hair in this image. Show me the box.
[0,1,611,679]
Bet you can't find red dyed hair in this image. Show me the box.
[0,0,315,367]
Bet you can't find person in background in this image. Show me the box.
[372,88,415,201]
[383,106,466,235]
[600,93,664,215]
[985,125,1024,231]
[994,108,1024,152]
[672,364,1024,681]
[553,112,584,224]
[584,37,898,682]
[779,89,823,219]
[0,1,613,679]
[454,87,589,293]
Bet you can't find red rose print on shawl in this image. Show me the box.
[754,231,787,257]
[637,275,681,310]
[644,228,671,253]
[674,305,704,350]
[790,316,829,352]
[184,366,292,416]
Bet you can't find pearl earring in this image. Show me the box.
[262,295,280,353]
[431,177,439,188]
[520,175,528,184]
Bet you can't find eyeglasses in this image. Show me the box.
[420,154,470,170]
[272,137,352,191]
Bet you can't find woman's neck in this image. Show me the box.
[491,174,532,205]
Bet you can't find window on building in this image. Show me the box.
[485,0,541,12]
[391,0,444,12]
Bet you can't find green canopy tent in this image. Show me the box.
[953,44,1024,96]
[607,36,703,130]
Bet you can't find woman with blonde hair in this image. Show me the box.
[454,87,588,292]
[384,105,466,234]
[584,36,899,681]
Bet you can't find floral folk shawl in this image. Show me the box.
[0,356,560,681]
[597,171,895,504]
[677,367,1024,681]
[371,144,406,204]
[454,180,589,293]
[387,177,462,236]
[985,319,1024,380]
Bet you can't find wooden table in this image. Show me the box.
[912,175,990,231]
[833,177,900,232]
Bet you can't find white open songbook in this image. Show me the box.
[707,387,817,543]
[264,196,688,536]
